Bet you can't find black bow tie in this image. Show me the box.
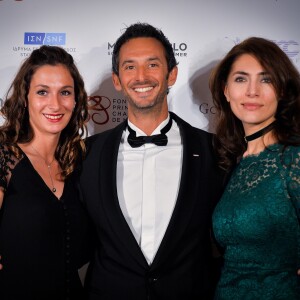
[127,117,173,148]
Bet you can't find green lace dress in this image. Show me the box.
[212,144,300,299]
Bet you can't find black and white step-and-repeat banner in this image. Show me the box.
[0,0,299,136]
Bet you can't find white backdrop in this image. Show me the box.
[0,0,299,135]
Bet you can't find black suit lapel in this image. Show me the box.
[99,122,149,269]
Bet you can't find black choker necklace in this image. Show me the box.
[244,121,276,143]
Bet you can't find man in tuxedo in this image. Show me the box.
[80,23,224,300]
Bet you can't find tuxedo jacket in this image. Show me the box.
[80,112,224,300]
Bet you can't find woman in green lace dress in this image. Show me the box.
[210,37,300,299]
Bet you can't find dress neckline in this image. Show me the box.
[16,144,65,201]
[242,143,281,161]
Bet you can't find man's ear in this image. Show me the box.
[112,73,122,91]
[167,66,178,87]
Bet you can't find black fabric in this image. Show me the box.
[0,145,92,300]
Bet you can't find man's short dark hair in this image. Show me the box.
[112,22,178,76]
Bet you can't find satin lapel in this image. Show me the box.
[151,115,203,269]
[99,122,148,269]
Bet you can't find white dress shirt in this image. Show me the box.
[117,115,183,265]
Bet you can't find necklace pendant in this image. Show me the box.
[52,187,56,193]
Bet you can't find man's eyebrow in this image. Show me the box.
[121,56,162,66]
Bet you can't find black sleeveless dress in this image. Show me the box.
[0,144,91,300]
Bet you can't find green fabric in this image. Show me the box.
[213,144,300,299]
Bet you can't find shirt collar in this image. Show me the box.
[127,114,170,137]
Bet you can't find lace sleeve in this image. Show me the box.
[285,146,300,221]
[0,144,19,191]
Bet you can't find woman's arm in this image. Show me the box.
[0,188,4,209]
[0,189,3,269]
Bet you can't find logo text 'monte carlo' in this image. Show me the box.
[108,42,187,51]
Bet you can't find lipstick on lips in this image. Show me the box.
[43,113,64,122]
[242,103,262,111]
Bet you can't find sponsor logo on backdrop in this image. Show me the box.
[276,40,299,61]
[24,32,66,45]
[12,32,76,57]
[107,42,188,57]
[110,98,128,122]
[199,103,216,115]
[172,43,188,57]
[87,95,127,125]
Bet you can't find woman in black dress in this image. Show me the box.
[0,46,91,299]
